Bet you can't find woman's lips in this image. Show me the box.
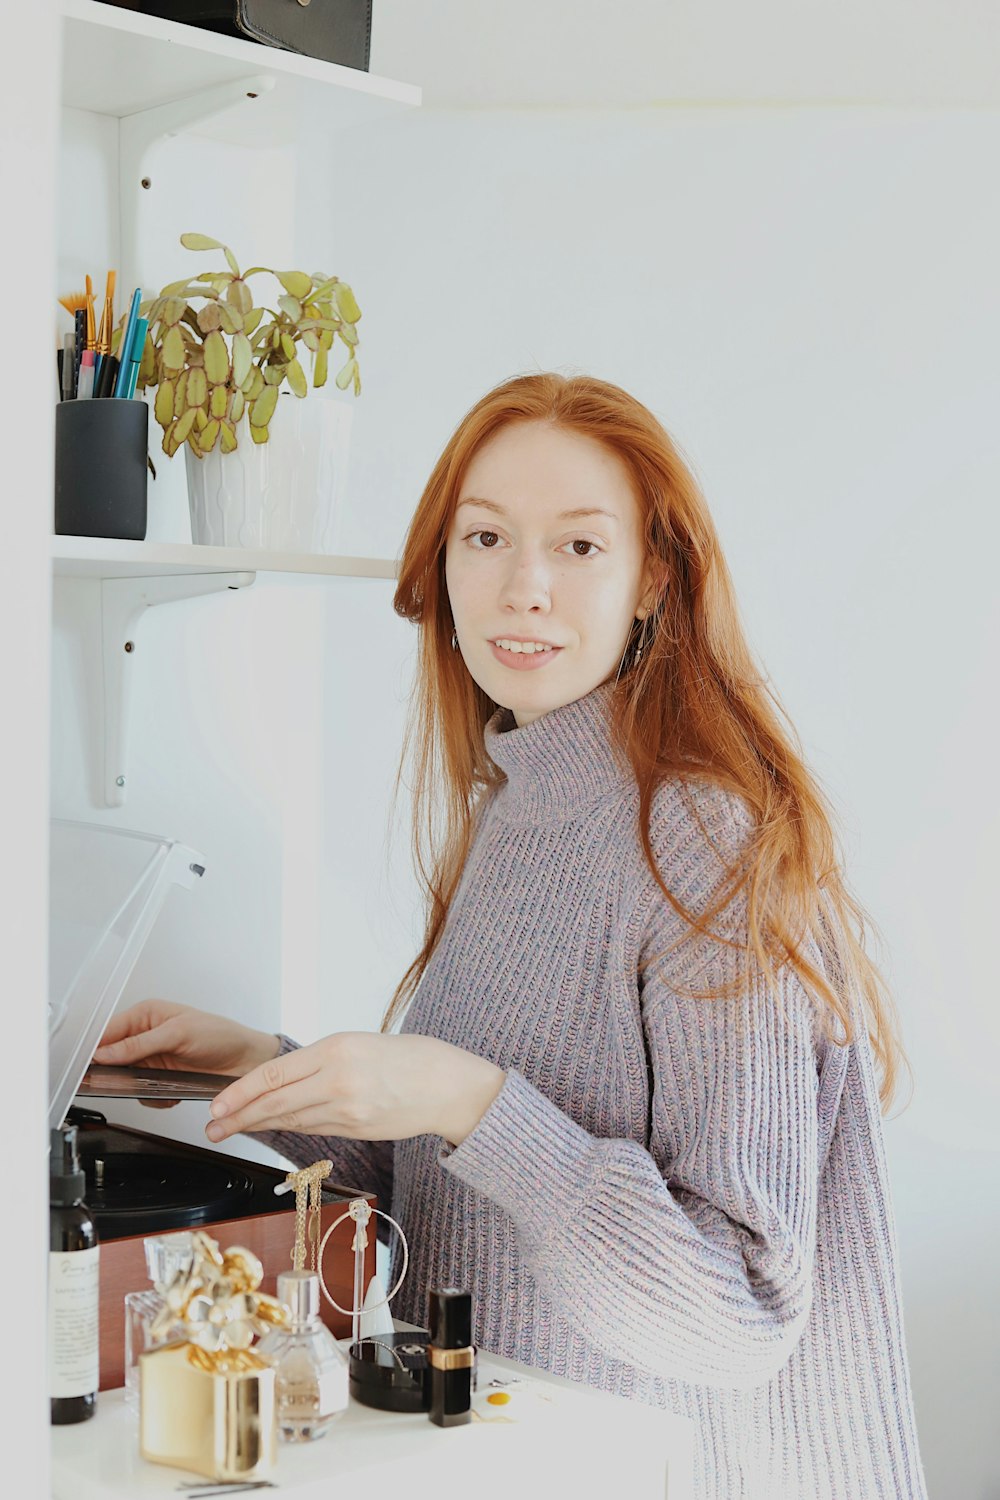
[488,640,563,671]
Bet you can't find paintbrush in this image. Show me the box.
[59,282,97,361]
[95,268,116,358]
[59,276,98,351]
[58,289,87,318]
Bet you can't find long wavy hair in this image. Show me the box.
[382,372,912,1116]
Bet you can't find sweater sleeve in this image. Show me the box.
[439,786,822,1391]
[246,1033,395,1219]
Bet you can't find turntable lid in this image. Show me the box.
[48,818,206,1132]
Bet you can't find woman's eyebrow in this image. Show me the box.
[456,497,619,524]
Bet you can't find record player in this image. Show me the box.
[48,819,375,1391]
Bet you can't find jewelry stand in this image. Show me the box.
[276,1160,410,1344]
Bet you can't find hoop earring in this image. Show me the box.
[317,1199,410,1324]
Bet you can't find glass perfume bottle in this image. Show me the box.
[123,1231,194,1413]
[257,1270,349,1441]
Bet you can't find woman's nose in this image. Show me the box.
[496,549,552,612]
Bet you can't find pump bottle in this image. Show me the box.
[49,1124,99,1424]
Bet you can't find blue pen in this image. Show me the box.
[114,287,142,397]
[123,317,148,399]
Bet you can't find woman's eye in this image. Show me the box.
[465,529,600,558]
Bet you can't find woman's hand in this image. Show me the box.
[204,1032,506,1149]
[93,999,281,1079]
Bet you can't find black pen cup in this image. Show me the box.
[54,398,149,540]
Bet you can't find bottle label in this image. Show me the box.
[318,1364,348,1415]
[48,1247,100,1398]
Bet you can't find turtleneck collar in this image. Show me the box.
[483,677,635,822]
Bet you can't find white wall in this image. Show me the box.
[51,81,998,1500]
[371,0,1000,108]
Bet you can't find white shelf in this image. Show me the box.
[50,1352,693,1500]
[51,535,399,581]
[59,0,421,145]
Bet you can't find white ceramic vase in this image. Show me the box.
[185,391,353,552]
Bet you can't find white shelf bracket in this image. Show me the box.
[101,571,256,808]
[119,74,277,298]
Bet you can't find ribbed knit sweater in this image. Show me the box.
[257,677,927,1499]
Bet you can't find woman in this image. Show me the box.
[96,374,927,1499]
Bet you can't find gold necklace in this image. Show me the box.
[282,1159,333,1271]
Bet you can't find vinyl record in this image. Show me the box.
[81,1151,258,1237]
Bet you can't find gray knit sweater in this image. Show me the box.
[257,678,927,1499]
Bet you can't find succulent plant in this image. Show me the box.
[112,232,361,459]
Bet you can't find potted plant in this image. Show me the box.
[117,232,362,552]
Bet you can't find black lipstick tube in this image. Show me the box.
[425,1287,474,1427]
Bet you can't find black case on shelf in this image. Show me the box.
[105,0,373,71]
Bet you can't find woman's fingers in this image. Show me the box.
[225,1102,351,1139]
[206,1086,341,1142]
[93,1016,184,1066]
[95,1005,154,1048]
[96,999,175,1048]
[208,1044,322,1124]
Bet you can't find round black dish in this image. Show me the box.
[349,1333,430,1412]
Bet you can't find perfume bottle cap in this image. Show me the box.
[277,1269,320,1325]
[143,1231,195,1288]
[49,1125,86,1206]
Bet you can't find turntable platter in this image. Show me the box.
[83,1151,258,1238]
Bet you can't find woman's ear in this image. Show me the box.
[638,563,669,617]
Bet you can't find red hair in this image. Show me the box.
[382,371,911,1115]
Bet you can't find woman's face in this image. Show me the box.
[444,420,655,727]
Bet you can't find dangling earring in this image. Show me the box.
[614,610,647,685]
[634,608,651,665]
[451,628,458,651]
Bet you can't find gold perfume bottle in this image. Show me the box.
[137,1232,285,1482]
[140,1342,277,1481]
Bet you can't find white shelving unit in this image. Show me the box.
[55,0,419,579]
[52,534,399,581]
[54,0,418,804]
[60,0,421,143]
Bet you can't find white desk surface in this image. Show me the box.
[51,1348,696,1499]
